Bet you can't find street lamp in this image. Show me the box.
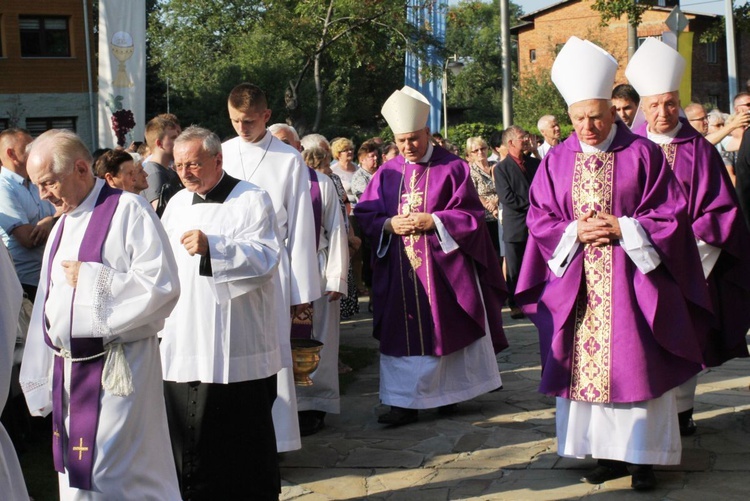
[442,55,464,141]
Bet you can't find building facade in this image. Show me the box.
[0,0,96,148]
[513,0,746,112]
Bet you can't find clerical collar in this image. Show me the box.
[406,142,434,164]
[580,123,617,153]
[68,178,105,217]
[647,121,682,145]
[192,172,240,204]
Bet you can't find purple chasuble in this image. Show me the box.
[43,183,122,490]
[291,168,322,340]
[634,118,750,365]
[354,146,508,357]
[516,125,713,403]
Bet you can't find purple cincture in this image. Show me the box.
[42,183,121,490]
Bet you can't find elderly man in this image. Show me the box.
[494,126,539,319]
[269,123,302,151]
[160,126,282,499]
[222,83,320,453]
[0,128,57,300]
[19,129,181,499]
[354,86,507,426]
[535,115,561,159]
[628,38,750,436]
[611,83,640,128]
[516,37,712,490]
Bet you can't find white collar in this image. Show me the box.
[647,121,682,144]
[406,142,434,164]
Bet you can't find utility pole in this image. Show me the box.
[500,0,513,128]
[725,0,738,104]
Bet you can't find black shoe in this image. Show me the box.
[437,403,458,416]
[581,461,629,484]
[509,306,525,319]
[630,465,657,490]
[678,408,697,436]
[377,406,418,426]
[299,410,326,436]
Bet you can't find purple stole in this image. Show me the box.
[291,169,322,340]
[43,183,122,490]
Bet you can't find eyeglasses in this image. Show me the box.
[471,147,488,154]
[688,116,708,122]
[174,161,203,173]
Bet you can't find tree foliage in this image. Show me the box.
[445,0,523,124]
[512,69,570,136]
[591,0,650,28]
[147,0,439,139]
[699,3,750,43]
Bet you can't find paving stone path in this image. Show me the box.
[281,301,750,500]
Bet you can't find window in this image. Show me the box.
[25,117,76,137]
[529,49,536,63]
[707,95,719,108]
[706,41,718,64]
[637,35,662,49]
[19,16,70,57]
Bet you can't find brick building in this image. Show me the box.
[0,0,96,147]
[512,0,748,112]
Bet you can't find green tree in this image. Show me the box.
[591,0,649,27]
[512,69,569,136]
[445,0,523,124]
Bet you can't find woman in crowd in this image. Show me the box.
[94,149,149,194]
[466,137,503,264]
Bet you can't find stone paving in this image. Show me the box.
[280,300,750,500]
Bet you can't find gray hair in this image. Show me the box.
[27,129,93,175]
[269,123,300,142]
[174,125,221,156]
[707,109,725,126]
[300,133,329,151]
[501,125,526,148]
[537,115,556,131]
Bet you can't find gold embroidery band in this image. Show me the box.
[660,143,677,170]
[570,152,614,403]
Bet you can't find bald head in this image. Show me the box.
[0,128,33,176]
[684,103,708,135]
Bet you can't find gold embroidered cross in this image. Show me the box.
[53,428,60,444]
[73,437,89,461]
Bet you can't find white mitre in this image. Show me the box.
[381,86,430,134]
[551,36,618,106]
[625,37,685,97]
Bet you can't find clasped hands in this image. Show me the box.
[577,210,622,247]
[386,213,435,236]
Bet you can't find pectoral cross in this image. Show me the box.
[73,437,89,461]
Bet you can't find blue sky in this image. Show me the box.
[448,0,742,17]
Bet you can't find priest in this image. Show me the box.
[222,83,320,453]
[515,37,713,491]
[627,38,750,436]
[160,126,283,499]
[20,129,181,499]
[354,86,507,426]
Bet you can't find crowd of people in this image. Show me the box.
[0,35,749,500]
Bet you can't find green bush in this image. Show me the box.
[446,123,503,154]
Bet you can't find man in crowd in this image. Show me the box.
[0,128,57,300]
[494,125,539,319]
[222,83,320,453]
[730,92,750,227]
[269,123,302,151]
[535,115,561,159]
[20,129,181,498]
[516,37,712,491]
[628,38,750,435]
[684,102,750,146]
[611,83,640,128]
[142,115,183,216]
[160,126,283,499]
[354,86,507,426]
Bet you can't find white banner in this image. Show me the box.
[97,0,146,149]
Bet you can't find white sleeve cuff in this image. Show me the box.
[433,215,459,254]
[696,239,721,278]
[547,221,580,277]
[619,216,661,274]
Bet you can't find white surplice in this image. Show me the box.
[223,132,321,451]
[296,172,348,414]
[159,181,282,383]
[20,179,181,500]
[0,242,28,501]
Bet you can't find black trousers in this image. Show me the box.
[164,375,280,501]
[504,239,527,307]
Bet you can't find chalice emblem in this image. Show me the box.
[111,31,134,88]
